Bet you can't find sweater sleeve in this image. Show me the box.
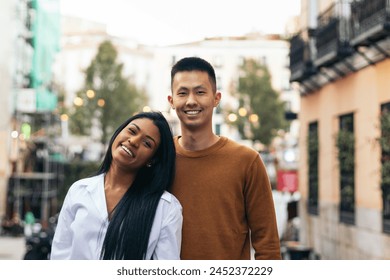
[244,154,282,260]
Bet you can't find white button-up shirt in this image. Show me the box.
[50,174,182,260]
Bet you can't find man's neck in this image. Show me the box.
[179,129,220,151]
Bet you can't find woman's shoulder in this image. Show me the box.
[160,191,182,210]
[161,191,181,204]
[68,174,103,194]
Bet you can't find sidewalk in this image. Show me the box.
[0,236,25,260]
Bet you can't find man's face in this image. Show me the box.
[168,70,221,131]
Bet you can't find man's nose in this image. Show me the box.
[186,93,197,106]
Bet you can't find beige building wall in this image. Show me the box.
[0,0,15,218]
[299,59,390,259]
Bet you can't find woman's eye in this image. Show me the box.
[144,141,152,148]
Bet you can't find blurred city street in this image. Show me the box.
[1,0,390,261]
[0,236,25,260]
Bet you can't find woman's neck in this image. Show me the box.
[104,165,136,191]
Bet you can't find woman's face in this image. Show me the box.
[111,118,161,171]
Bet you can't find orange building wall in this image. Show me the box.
[299,59,390,211]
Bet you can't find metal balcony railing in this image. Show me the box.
[314,1,353,67]
[287,0,390,94]
[350,0,390,46]
[289,30,316,82]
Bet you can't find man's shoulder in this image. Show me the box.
[223,137,259,157]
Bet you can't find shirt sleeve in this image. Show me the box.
[50,188,74,260]
[152,197,183,260]
[245,154,282,260]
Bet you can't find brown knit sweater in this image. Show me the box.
[171,136,281,260]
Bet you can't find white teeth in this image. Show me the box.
[186,110,200,115]
[121,145,134,157]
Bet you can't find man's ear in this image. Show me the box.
[214,91,222,107]
[167,95,174,109]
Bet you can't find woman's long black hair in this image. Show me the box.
[97,111,176,259]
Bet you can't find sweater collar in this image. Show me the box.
[174,136,228,158]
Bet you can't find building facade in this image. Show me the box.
[291,0,390,259]
[1,0,62,227]
[0,0,17,220]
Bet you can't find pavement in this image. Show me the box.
[0,236,26,260]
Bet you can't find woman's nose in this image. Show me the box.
[128,136,139,147]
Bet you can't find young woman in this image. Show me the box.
[50,111,182,260]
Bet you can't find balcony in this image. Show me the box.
[350,0,390,46]
[288,1,390,95]
[314,1,353,67]
[289,30,316,82]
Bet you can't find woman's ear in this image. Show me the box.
[149,157,158,166]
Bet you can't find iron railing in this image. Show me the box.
[289,30,317,83]
[351,0,390,45]
[315,1,353,67]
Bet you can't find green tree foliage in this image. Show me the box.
[233,58,287,146]
[69,40,148,145]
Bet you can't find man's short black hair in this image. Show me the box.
[171,57,217,92]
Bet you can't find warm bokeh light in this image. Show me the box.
[60,114,69,122]
[249,113,259,123]
[73,97,83,106]
[86,89,95,99]
[97,98,105,107]
[228,113,238,122]
[238,107,247,117]
[143,106,151,112]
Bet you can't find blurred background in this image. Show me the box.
[0,0,389,260]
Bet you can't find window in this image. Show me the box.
[337,113,355,225]
[381,102,390,233]
[215,123,221,136]
[308,121,319,215]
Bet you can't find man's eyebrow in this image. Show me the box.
[130,123,157,145]
[176,85,206,91]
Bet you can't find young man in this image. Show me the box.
[168,57,281,260]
